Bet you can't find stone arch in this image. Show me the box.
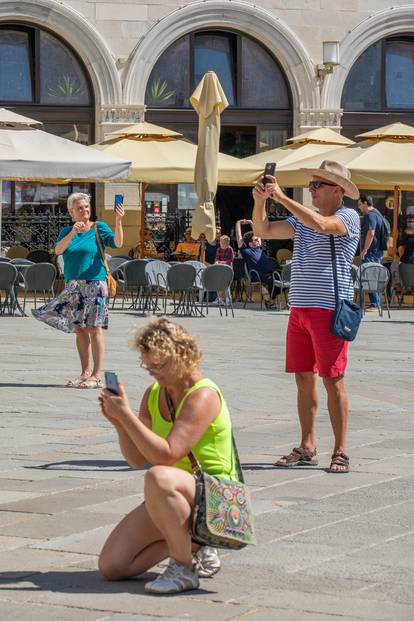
[324,6,414,109]
[0,0,122,105]
[124,0,317,110]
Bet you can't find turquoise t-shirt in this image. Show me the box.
[56,221,116,282]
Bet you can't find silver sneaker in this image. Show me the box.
[144,558,199,595]
[194,546,221,578]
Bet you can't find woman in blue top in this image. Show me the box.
[32,192,124,389]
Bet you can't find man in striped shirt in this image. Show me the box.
[252,161,360,473]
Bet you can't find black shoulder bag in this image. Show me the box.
[330,235,363,342]
[165,390,255,550]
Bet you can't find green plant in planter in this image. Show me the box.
[48,75,85,100]
[148,79,175,104]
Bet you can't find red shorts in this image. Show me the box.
[285,307,348,378]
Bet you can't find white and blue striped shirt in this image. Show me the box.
[287,207,360,311]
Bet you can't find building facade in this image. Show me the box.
[2,0,414,251]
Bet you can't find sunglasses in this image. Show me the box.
[308,180,338,190]
[140,359,169,372]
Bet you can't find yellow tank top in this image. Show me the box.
[147,378,237,481]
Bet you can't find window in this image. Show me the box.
[194,33,236,104]
[146,36,190,108]
[0,30,32,101]
[342,37,414,111]
[385,41,414,109]
[145,30,290,110]
[39,31,90,105]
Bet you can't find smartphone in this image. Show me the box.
[114,193,124,211]
[262,162,276,186]
[104,371,120,395]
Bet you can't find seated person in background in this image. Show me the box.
[236,219,280,310]
[212,235,235,306]
[398,229,414,264]
[215,234,234,267]
[131,228,164,259]
[174,228,201,260]
[204,226,221,264]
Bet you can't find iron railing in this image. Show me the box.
[1,214,72,252]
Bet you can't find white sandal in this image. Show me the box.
[77,377,103,389]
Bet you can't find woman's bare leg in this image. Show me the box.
[99,502,168,580]
[88,326,105,379]
[144,466,196,570]
[75,327,91,378]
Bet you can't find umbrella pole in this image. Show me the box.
[392,185,400,255]
[140,182,147,259]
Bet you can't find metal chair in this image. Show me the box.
[270,263,291,310]
[201,264,234,318]
[0,263,18,315]
[231,257,246,302]
[26,249,52,263]
[185,260,206,303]
[165,263,197,316]
[398,263,414,307]
[145,260,170,313]
[108,256,129,278]
[357,262,390,317]
[113,259,148,310]
[18,263,57,314]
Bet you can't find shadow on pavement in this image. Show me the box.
[242,462,326,471]
[0,569,216,596]
[26,459,134,472]
[0,383,65,388]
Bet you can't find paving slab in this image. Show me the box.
[1,307,414,620]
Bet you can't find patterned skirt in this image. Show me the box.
[32,279,109,334]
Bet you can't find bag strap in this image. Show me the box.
[330,234,362,308]
[94,224,110,276]
[165,388,245,484]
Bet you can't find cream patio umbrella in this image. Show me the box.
[94,121,262,254]
[0,108,131,252]
[275,122,414,253]
[190,71,228,243]
[244,127,354,170]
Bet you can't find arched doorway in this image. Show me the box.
[144,29,292,240]
[341,35,414,236]
[0,23,95,251]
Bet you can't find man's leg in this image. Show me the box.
[323,376,349,472]
[296,372,319,451]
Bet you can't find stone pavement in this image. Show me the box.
[0,304,413,621]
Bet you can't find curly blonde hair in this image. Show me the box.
[132,317,202,374]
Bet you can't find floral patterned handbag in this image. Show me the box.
[166,392,255,550]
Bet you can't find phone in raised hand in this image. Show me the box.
[262,162,276,186]
[114,193,124,211]
[104,371,120,395]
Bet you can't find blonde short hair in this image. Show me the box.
[132,317,202,373]
[67,192,91,214]
[220,235,230,242]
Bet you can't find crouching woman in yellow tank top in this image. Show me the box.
[98,317,237,595]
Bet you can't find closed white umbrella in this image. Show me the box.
[190,71,228,243]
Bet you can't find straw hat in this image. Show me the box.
[300,160,360,200]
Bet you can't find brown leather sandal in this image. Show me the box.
[329,452,350,473]
[275,447,318,468]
